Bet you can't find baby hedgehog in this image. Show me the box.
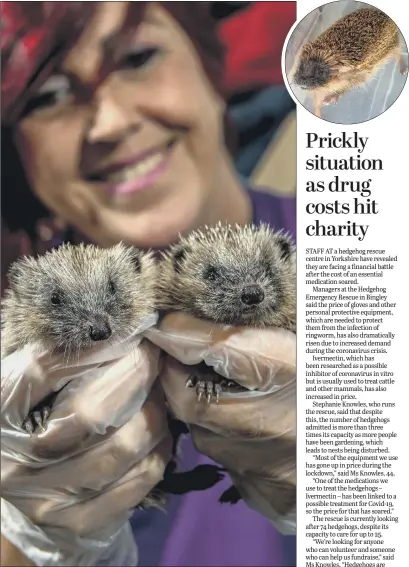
[1,242,225,509]
[159,222,296,403]
[158,222,296,505]
[292,7,407,117]
[1,242,157,433]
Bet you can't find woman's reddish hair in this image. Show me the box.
[1,1,226,123]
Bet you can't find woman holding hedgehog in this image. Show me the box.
[1,2,296,566]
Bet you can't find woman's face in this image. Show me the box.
[14,2,241,248]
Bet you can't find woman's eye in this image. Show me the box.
[21,77,72,117]
[122,47,160,70]
[22,92,67,115]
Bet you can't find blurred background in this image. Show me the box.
[285,0,408,123]
[1,1,296,295]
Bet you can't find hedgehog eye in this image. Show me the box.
[203,265,220,282]
[108,280,116,294]
[51,291,62,306]
[265,264,275,280]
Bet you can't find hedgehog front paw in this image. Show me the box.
[186,374,223,404]
[323,93,340,106]
[138,488,168,510]
[185,374,244,404]
[22,406,51,436]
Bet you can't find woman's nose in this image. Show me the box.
[86,82,140,144]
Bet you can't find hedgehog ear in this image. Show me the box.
[275,234,294,262]
[171,244,190,273]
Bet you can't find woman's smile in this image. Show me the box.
[87,138,176,197]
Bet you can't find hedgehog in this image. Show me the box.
[1,242,158,358]
[291,7,407,117]
[157,222,296,505]
[158,222,296,403]
[1,242,225,509]
[1,242,157,431]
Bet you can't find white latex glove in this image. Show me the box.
[1,315,173,567]
[145,312,296,535]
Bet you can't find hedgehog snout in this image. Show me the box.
[241,284,265,306]
[88,315,112,342]
[294,57,332,89]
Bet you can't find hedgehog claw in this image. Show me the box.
[185,376,197,388]
[206,381,213,404]
[186,370,246,404]
[23,406,51,435]
[23,419,34,437]
[215,383,222,403]
[196,381,206,402]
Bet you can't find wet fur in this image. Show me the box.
[158,222,296,332]
[291,8,406,117]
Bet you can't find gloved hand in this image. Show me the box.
[1,316,173,567]
[145,313,296,534]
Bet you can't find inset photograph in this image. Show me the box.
[285,1,408,123]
